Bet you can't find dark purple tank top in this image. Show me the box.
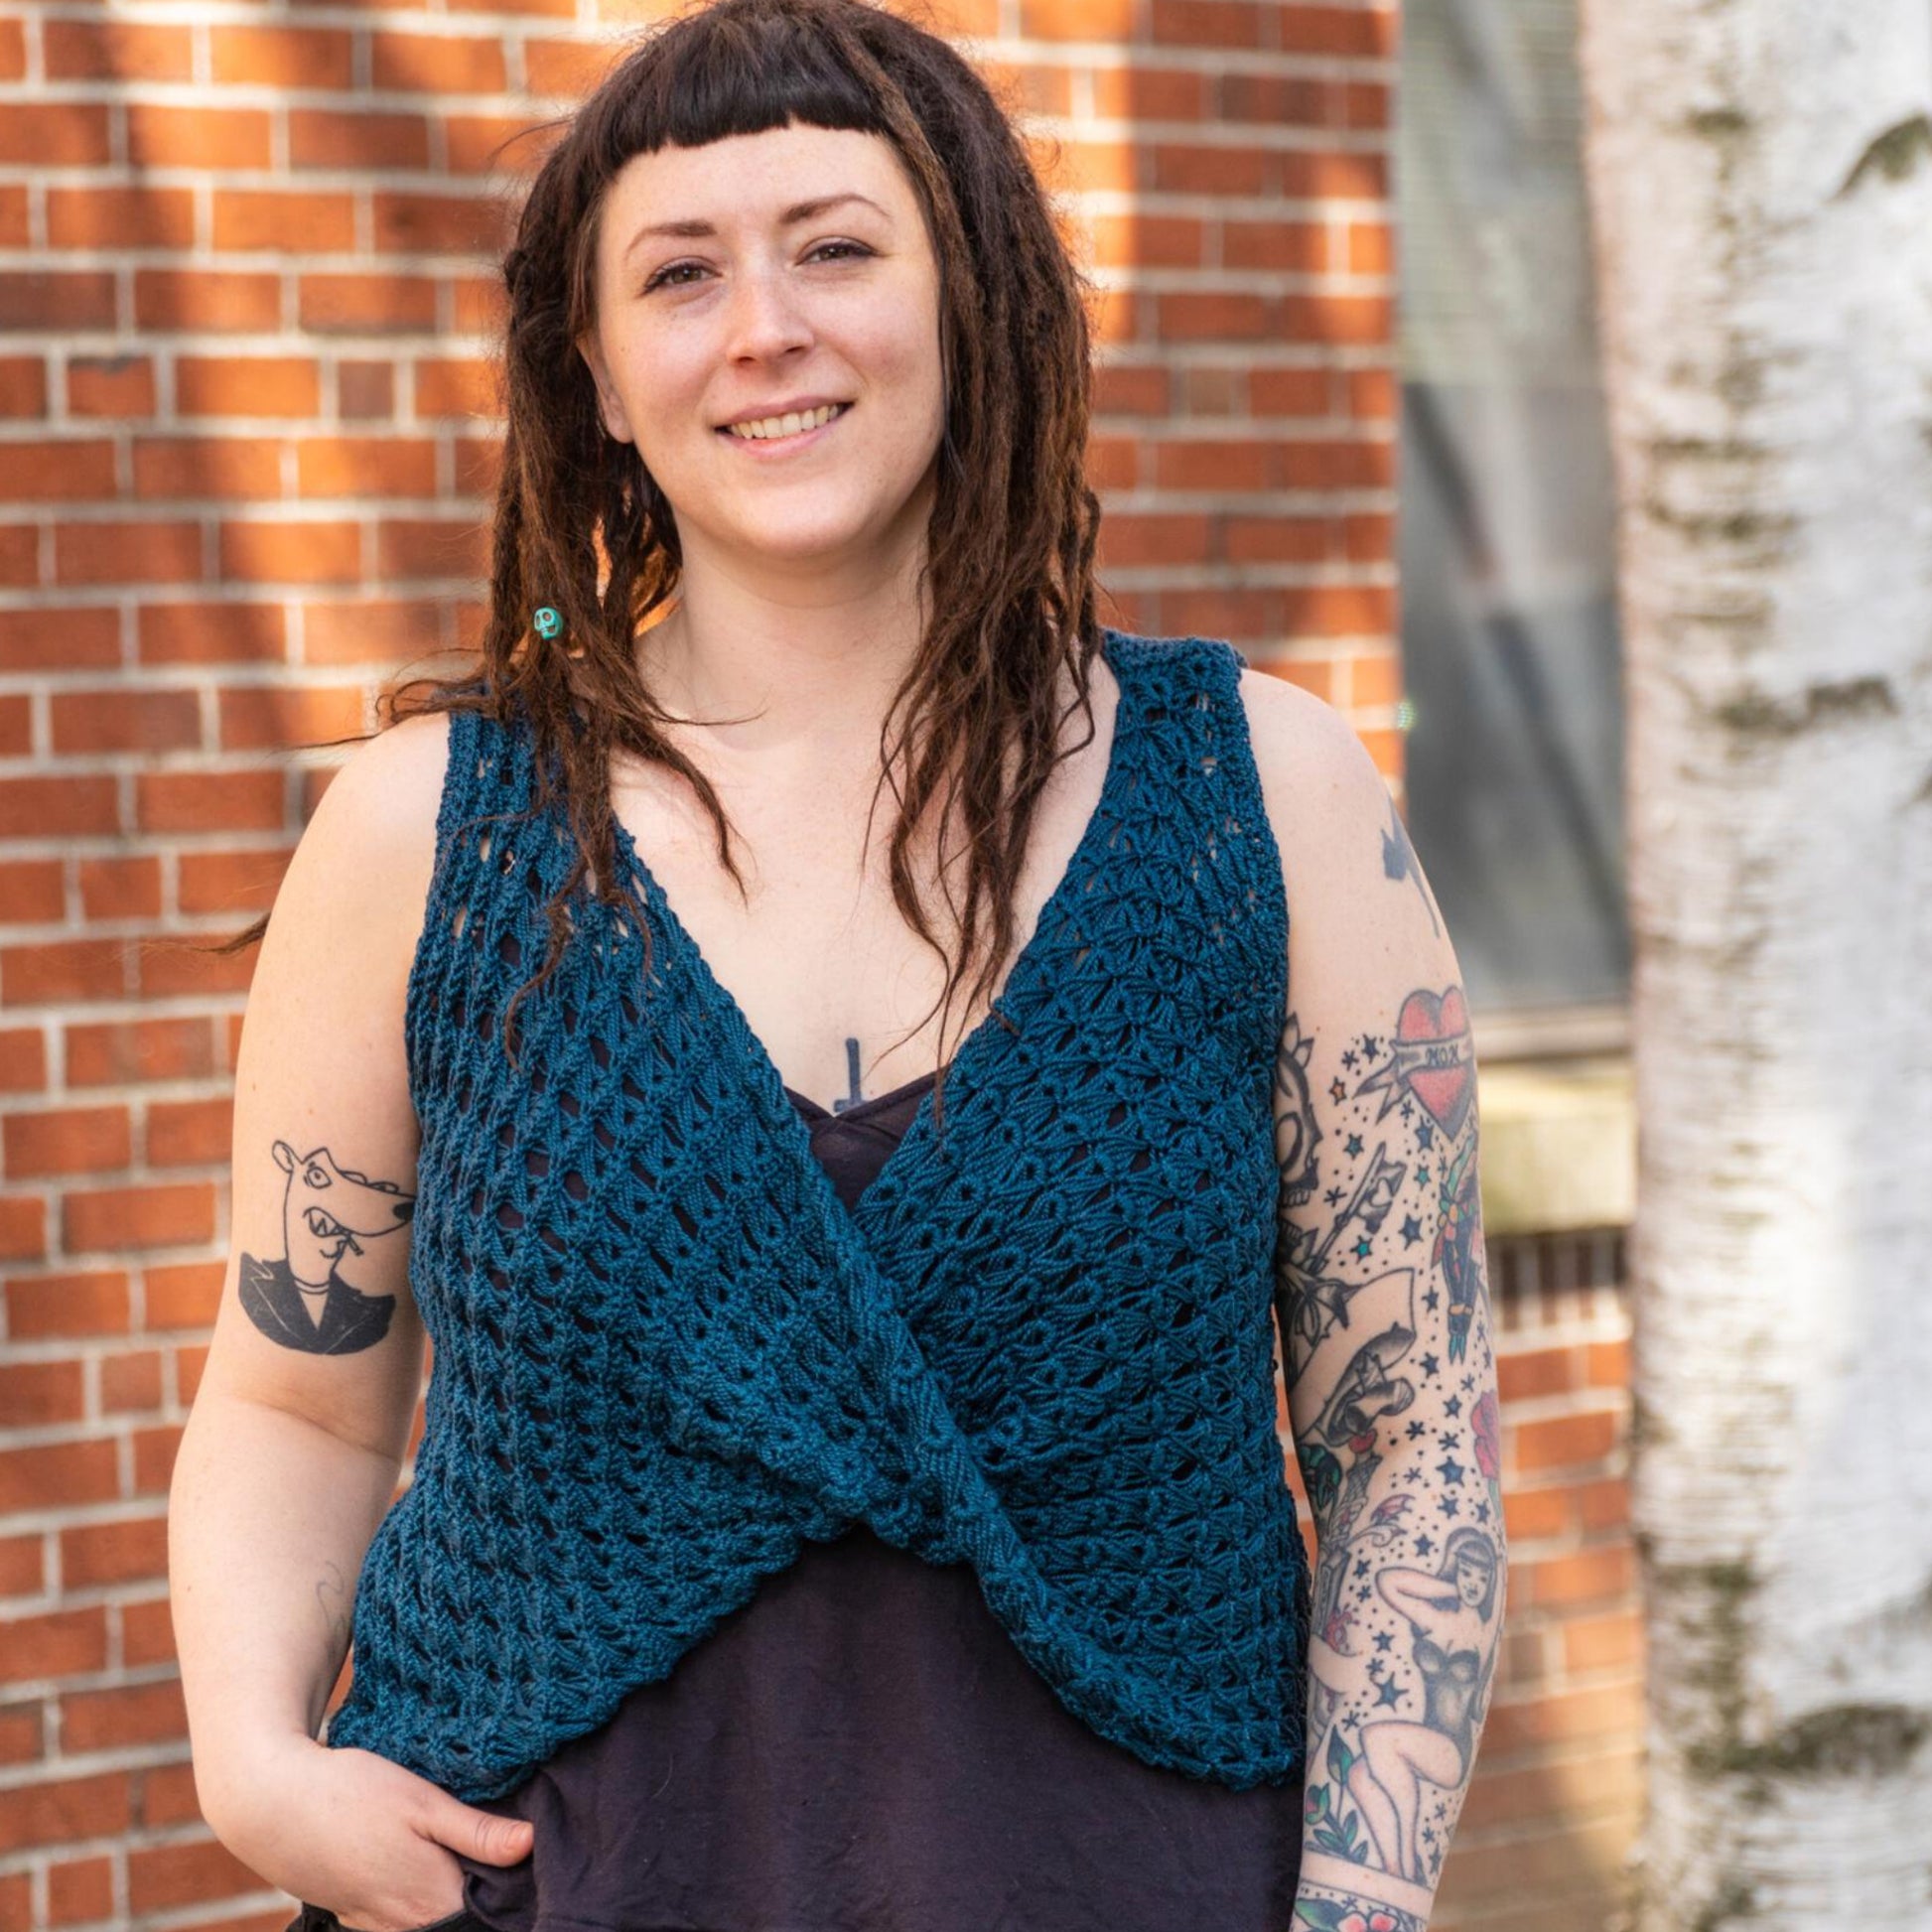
[442,1067,1306,1932]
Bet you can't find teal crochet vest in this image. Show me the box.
[323,626,1313,1802]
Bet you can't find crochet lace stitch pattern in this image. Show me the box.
[323,627,1314,1801]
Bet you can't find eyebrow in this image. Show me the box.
[622,192,892,263]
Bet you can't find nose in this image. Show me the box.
[720,258,815,362]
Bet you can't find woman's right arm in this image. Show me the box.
[167,707,450,1840]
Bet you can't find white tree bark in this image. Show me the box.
[1574,1,1932,1924]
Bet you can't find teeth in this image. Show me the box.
[726,402,846,441]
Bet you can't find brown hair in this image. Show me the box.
[215,0,1108,1134]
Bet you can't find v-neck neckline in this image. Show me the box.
[601,627,1139,1242]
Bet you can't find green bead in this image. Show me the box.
[533,606,563,640]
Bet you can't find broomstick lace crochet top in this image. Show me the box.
[322,626,1314,1803]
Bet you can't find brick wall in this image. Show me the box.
[0,1,1646,1927]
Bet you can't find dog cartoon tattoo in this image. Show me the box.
[237,1140,416,1354]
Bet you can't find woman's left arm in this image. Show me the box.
[1241,669,1510,1932]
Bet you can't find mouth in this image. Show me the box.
[716,401,853,453]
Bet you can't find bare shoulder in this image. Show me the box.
[267,706,454,959]
[1234,663,1453,981]
[1234,665,1394,857]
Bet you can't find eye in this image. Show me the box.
[641,239,874,294]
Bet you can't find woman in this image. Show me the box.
[168,1,1503,1929]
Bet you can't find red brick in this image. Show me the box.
[0,441,114,504]
[0,1195,47,1260]
[374,517,488,580]
[77,855,162,921]
[67,1018,215,1087]
[0,1359,84,1428]
[0,523,40,586]
[0,772,119,834]
[0,1533,45,1597]
[1017,0,1135,41]
[134,938,256,1000]
[209,24,354,88]
[210,189,356,253]
[144,1261,222,1332]
[0,271,115,332]
[52,520,203,588]
[47,187,195,251]
[218,682,365,751]
[522,37,616,97]
[0,1446,120,1522]
[450,278,505,338]
[139,603,287,668]
[370,33,506,93]
[452,433,504,498]
[69,355,158,420]
[1586,1336,1629,1386]
[415,356,497,417]
[131,1421,185,1495]
[99,1349,163,1416]
[298,274,440,335]
[4,1107,131,1177]
[1280,4,1389,56]
[177,845,294,916]
[3,1270,129,1341]
[0,859,63,922]
[143,1096,232,1168]
[1522,1543,1634,1609]
[177,358,320,420]
[0,107,112,168]
[60,1677,185,1755]
[1,938,131,1005]
[372,191,512,257]
[303,598,444,667]
[0,355,48,418]
[1498,1344,1580,1402]
[61,1517,168,1595]
[43,18,192,79]
[134,270,281,334]
[135,766,285,834]
[131,437,283,501]
[447,112,555,175]
[47,1856,115,1920]
[1513,1408,1620,1474]
[1563,1608,1643,1674]
[288,108,430,173]
[0,1027,47,1092]
[1578,1474,1630,1533]
[1148,0,1264,47]
[338,360,395,420]
[50,688,200,756]
[1478,1679,1643,1756]
[125,104,272,171]
[0,608,118,672]
[217,520,361,585]
[0,1607,109,1684]
[62,1181,214,1253]
[121,1595,180,1670]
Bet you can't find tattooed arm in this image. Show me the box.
[168,710,450,1834]
[1243,673,1508,1932]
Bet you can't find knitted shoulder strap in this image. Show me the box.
[402,691,538,1107]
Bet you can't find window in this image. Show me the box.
[1398,0,1629,1024]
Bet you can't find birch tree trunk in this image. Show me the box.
[1573,2,1932,1924]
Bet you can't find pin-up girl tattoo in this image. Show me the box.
[1340,1529,1502,1885]
[237,1140,416,1355]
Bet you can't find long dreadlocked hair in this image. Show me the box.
[213,0,1108,1138]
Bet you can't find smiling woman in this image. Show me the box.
[166,1,1352,1930]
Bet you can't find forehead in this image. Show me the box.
[601,124,912,242]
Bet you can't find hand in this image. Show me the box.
[213,1734,535,1932]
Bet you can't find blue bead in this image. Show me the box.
[533,606,563,640]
